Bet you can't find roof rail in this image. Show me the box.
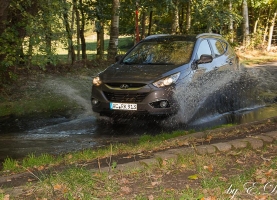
[196,33,222,38]
[145,34,171,39]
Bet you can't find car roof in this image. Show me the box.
[144,34,197,42]
[196,33,222,39]
[144,33,223,42]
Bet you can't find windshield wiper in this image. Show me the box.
[122,61,137,65]
[143,62,174,65]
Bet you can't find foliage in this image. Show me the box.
[2,157,18,172]
[0,0,277,87]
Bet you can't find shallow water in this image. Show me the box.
[0,104,276,164]
[0,67,276,164]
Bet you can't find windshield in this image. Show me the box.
[122,40,195,65]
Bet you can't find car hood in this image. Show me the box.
[100,63,185,83]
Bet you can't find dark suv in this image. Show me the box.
[91,33,239,119]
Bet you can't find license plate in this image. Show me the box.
[110,102,137,110]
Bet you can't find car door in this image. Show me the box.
[192,39,213,81]
[208,38,231,73]
[222,40,240,71]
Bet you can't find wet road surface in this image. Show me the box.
[0,104,277,164]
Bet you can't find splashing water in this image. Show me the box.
[169,66,264,125]
[44,76,93,117]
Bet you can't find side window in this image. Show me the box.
[225,41,235,56]
[221,41,227,51]
[197,40,212,59]
[209,39,225,57]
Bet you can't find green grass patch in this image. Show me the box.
[0,94,79,118]
[22,153,60,169]
[2,157,19,172]
[2,144,277,199]
[139,129,194,143]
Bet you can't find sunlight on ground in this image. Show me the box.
[237,48,277,66]
[56,35,132,55]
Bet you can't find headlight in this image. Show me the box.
[92,76,102,86]
[153,72,180,88]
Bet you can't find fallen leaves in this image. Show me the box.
[151,181,160,186]
[188,174,200,180]
[206,135,213,143]
[254,168,276,184]
[204,164,213,172]
[120,186,132,194]
[265,169,274,177]
[53,184,68,193]
[3,194,10,200]
[148,194,154,200]
[200,196,217,200]
[119,178,129,184]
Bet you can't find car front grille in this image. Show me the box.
[105,83,146,88]
[103,92,148,103]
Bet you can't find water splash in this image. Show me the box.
[169,66,265,125]
[44,76,93,117]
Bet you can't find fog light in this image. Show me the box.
[91,98,99,105]
[160,100,168,108]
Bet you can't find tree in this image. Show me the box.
[79,0,87,60]
[0,0,10,39]
[267,10,277,51]
[171,0,179,34]
[62,0,76,64]
[242,0,250,46]
[108,0,120,60]
[185,0,191,33]
[0,0,11,64]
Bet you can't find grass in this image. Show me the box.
[0,94,79,118]
[138,129,194,143]
[237,49,277,66]
[4,145,275,199]
[22,153,59,169]
[2,157,18,172]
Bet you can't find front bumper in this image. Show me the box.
[91,84,178,118]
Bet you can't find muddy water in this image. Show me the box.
[0,65,276,164]
[0,104,276,164]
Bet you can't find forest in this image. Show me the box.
[0,0,276,87]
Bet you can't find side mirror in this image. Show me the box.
[196,54,213,64]
[115,55,123,62]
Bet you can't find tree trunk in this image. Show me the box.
[253,8,261,34]
[96,20,104,59]
[79,0,86,60]
[108,0,120,60]
[185,0,191,34]
[171,0,179,34]
[74,0,80,61]
[179,4,184,33]
[229,0,234,43]
[267,11,277,51]
[44,0,52,64]
[263,8,271,45]
[148,10,153,36]
[141,11,146,39]
[62,0,75,64]
[135,0,140,43]
[242,0,250,47]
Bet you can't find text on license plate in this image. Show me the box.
[110,103,137,110]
